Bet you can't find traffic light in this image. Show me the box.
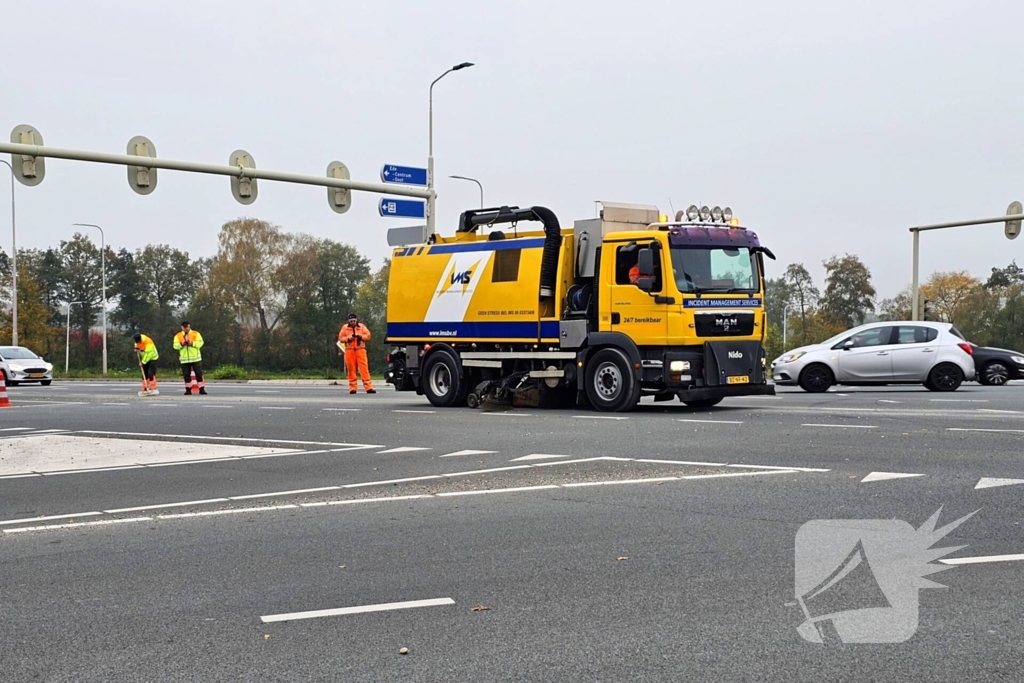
[127,135,157,195]
[229,149,258,205]
[326,161,351,214]
[9,124,45,186]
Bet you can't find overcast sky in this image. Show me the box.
[2,0,1023,299]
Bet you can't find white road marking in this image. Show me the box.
[861,471,925,483]
[801,423,877,429]
[392,410,436,414]
[376,447,431,454]
[572,415,628,420]
[104,499,231,513]
[3,517,153,533]
[260,407,295,410]
[158,505,297,519]
[975,477,1024,490]
[0,511,103,526]
[0,427,34,432]
[436,485,560,496]
[627,457,727,467]
[878,400,901,404]
[563,477,680,488]
[260,597,455,624]
[511,454,572,462]
[481,412,533,417]
[75,431,382,449]
[0,456,825,532]
[323,408,361,412]
[977,409,1024,414]
[439,450,498,458]
[678,419,744,425]
[930,399,988,403]
[101,403,128,406]
[254,390,281,394]
[939,553,1024,566]
[947,428,1024,435]
[29,429,69,434]
[727,463,832,472]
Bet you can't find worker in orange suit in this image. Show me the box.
[338,312,375,395]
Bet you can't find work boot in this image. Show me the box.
[366,389,376,394]
[350,389,356,394]
[184,389,192,395]
[199,388,208,395]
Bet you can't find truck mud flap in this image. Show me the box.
[703,341,766,387]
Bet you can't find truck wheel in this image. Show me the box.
[422,349,466,407]
[585,348,640,412]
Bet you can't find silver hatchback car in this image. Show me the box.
[771,321,976,392]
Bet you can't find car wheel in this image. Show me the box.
[926,363,963,392]
[980,361,1010,386]
[585,348,641,412]
[682,397,723,408]
[798,364,834,393]
[421,349,467,408]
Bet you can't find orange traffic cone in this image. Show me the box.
[0,377,11,409]
[190,369,198,390]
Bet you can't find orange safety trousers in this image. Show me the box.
[345,348,373,392]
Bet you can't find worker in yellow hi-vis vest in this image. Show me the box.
[173,321,207,395]
[133,333,160,395]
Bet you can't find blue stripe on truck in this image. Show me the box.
[387,321,561,340]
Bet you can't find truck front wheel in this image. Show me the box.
[422,349,467,407]
[585,348,641,412]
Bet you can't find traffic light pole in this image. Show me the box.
[1,140,435,201]
[909,207,1021,320]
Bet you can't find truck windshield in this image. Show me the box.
[670,246,759,294]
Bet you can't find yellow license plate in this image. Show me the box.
[727,375,749,384]
[29,373,44,378]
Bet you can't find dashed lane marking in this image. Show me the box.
[939,554,1024,566]
[510,454,572,462]
[678,419,743,425]
[975,477,1024,490]
[861,471,926,483]
[438,450,498,458]
[801,423,877,429]
[261,597,456,624]
[376,447,431,454]
[392,410,436,414]
[572,415,628,420]
[948,428,1024,435]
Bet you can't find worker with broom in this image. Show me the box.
[133,332,160,396]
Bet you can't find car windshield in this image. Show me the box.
[669,246,759,293]
[0,347,40,360]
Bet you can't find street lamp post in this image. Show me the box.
[0,160,15,346]
[72,223,107,374]
[428,62,474,238]
[65,301,84,374]
[782,304,798,348]
[449,175,484,208]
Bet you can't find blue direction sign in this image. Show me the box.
[381,164,427,186]
[379,197,426,219]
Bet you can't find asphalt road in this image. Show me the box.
[1,380,1022,681]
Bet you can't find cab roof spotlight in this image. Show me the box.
[723,206,733,221]
[711,206,723,222]
[699,205,711,221]
[686,204,699,221]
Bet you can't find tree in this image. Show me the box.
[136,244,197,315]
[878,287,912,321]
[782,263,819,344]
[764,277,791,333]
[208,218,289,334]
[820,254,875,328]
[57,234,105,363]
[0,266,60,358]
[919,270,981,324]
[985,260,1024,289]
[109,248,153,334]
[353,259,390,374]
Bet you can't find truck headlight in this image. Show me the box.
[669,360,690,372]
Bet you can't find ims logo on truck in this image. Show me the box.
[440,259,482,296]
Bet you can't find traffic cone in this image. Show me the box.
[0,378,11,409]
[190,369,198,390]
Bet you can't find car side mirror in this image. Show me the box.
[842,339,855,350]
[638,247,654,277]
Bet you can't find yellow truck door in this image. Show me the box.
[604,241,669,345]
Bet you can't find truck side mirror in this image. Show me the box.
[638,247,654,276]
[637,277,654,292]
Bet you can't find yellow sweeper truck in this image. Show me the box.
[383,201,776,412]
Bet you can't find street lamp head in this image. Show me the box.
[453,62,474,71]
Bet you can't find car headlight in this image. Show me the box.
[1011,356,1024,365]
[779,352,806,364]
[669,360,691,372]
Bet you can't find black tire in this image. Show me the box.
[979,361,1010,386]
[798,364,834,393]
[682,397,723,408]
[466,392,481,409]
[421,349,467,407]
[41,380,52,386]
[584,347,641,412]
[926,363,963,392]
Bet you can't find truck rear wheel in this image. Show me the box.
[422,349,467,407]
[585,348,641,412]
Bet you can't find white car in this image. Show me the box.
[771,321,975,393]
[0,346,54,386]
